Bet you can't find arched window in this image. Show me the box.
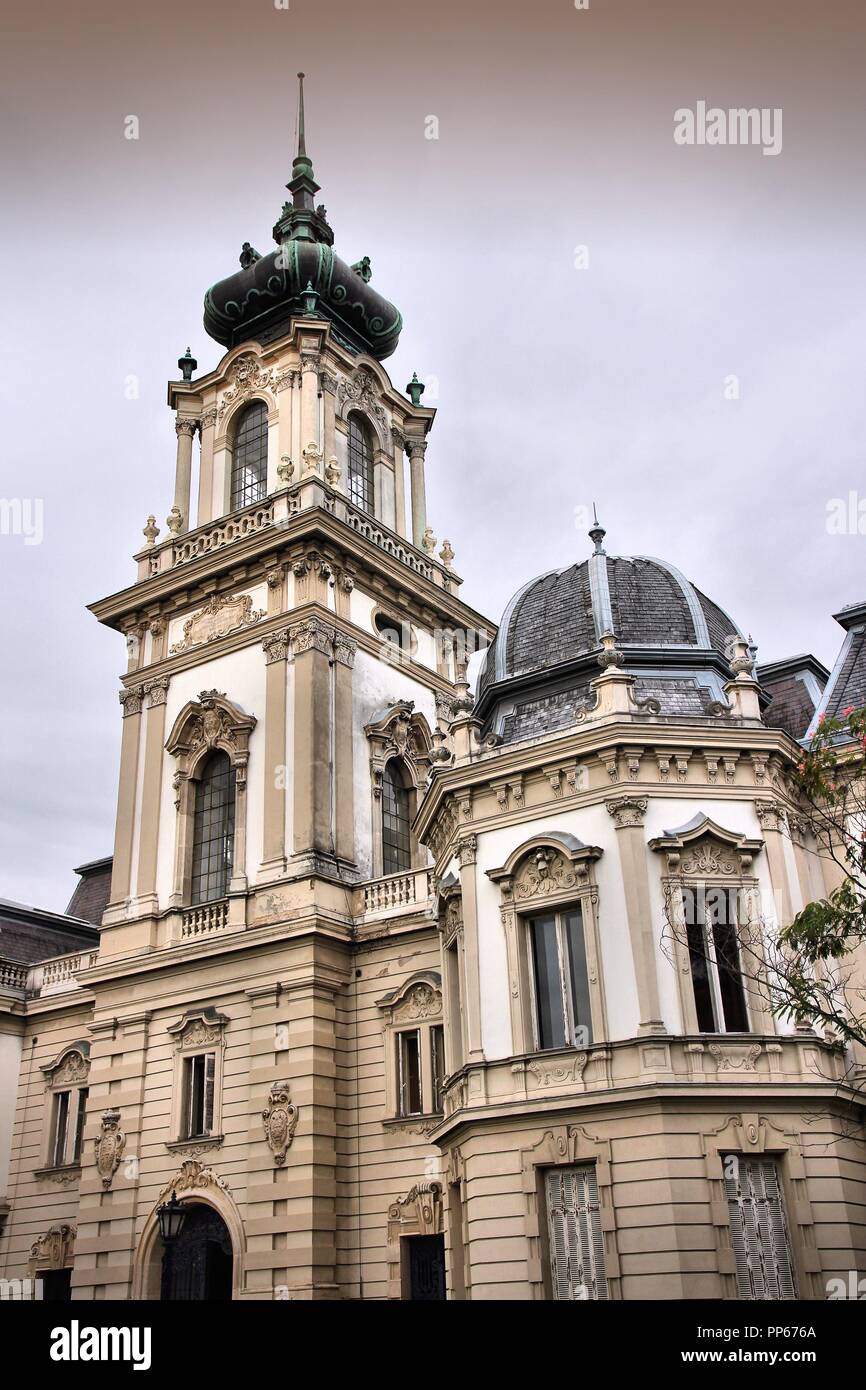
[381,761,412,874]
[230,401,268,510]
[347,413,374,513]
[191,751,235,903]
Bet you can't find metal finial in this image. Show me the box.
[296,72,306,158]
[588,502,606,555]
[177,346,197,382]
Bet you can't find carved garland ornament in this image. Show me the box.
[262,1081,300,1166]
[170,591,266,654]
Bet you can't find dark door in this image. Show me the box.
[406,1234,446,1301]
[162,1205,233,1301]
[40,1269,72,1301]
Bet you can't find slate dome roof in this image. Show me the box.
[475,522,749,742]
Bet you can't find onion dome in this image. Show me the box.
[203,75,402,359]
[476,516,752,743]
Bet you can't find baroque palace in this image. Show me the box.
[1,79,865,1302]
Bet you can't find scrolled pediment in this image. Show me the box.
[649,813,763,876]
[376,971,442,1022]
[166,691,256,773]
[487,833,602,904]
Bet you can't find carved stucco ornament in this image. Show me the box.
[170,591,265,654]
[218,353,274,417]
[157,1160,230,1202]
[514,849,577,900]
[262,1081,300,1166]
[94,1109,126,1190]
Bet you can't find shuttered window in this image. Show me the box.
[545,1164,608,1300]
[724,1156,797,1300]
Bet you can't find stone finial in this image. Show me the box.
[597,630,624,669]
[406,372,425,406]
[727,636,755,677]
[166,506,183,537]
[421,526,437,556]
[277,454,294,486]
[325,455,341,487]
[439,539,455,569]
[177,346,197,382]
[143,515,159,546]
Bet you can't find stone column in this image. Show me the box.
[606,796,666,1034]
[333,634,356,867]
[406,437,428,548]
[755,800,794,928]
[197,406,218,526]
[174,420,197,533]
[457,835,485,1063]
[391,426,407,538]
[321,371,338,471]
[108,686,144,907]
[135,678,170,914]
[291,617,334,870]
[258,629,291,883]
[300,352,321,457]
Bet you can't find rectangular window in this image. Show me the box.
[51,1091,70,1167]
[545,1164,608,1300]
[528,906,593,1051]
[445,939,464,1070]
[182,1053,216,1138]
[430,1025,445,1113]
[684,887,749,1033]
[724,1156,797,1300]
[397,1030,422,1116]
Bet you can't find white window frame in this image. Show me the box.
[685,885,751,1035]
[526,906,593,1052]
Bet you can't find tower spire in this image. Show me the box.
[588,502,607,555]
[272,72,334,247]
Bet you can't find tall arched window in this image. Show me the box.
[347,413,374,513]
[230,401,268,510]
[191,751,236,903]
[381,761,412,874]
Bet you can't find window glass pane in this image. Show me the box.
[187,1053,208,1137]
[382,762,411,874]
[191,751,235,904]
[347,414,374,513]
[684,890,717,1031]
[710,891,750,1032]
[564,907,593,1046]
[530,915,567,1050]
[53,1091,70,1166]
[230,401,268,510]
[431,1025,445,1112]
[398,1031,422,1115]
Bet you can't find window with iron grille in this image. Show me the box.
[382,761,411,874]
[230,400,268,510]
[191,751,235,904]
[724,1156,797,1300]
[347,413,374,513]
[545,1164,608,1300]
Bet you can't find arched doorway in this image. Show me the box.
[161,1204,233,1301]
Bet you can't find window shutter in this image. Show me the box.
[724,1156,797,1300]
[545,1164,608,1300]
[203,1053,216,1135]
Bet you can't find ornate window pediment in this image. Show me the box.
[365,701,434,792]
[376,972,443,1024]
[41,1042,90,1090]
[167,1008,229,1051]
[648,814,763,876]
[166,691,256,777]
[487,833,603,906]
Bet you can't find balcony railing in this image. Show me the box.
[181,899,229,939]
[0,950,99,998]
[361,867,434,919]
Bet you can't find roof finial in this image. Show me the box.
[588,502,607,555]
[296,72,307,159]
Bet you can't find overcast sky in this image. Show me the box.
[1,0,864,911]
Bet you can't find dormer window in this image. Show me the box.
[230,400,268,510]
[347,413,374,513]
